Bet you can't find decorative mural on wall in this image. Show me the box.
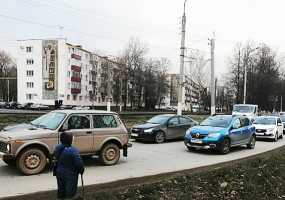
[42,40,58,100]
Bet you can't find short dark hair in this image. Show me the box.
[60,132,73,147]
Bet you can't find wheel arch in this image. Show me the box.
[99,138,123,150]
[16,142,51,159]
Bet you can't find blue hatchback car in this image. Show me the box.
[184,115,256,154]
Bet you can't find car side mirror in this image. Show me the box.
[278,123,283,126]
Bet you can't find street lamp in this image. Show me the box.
[243,47,259,104]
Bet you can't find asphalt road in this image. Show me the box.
[0,138,285,198]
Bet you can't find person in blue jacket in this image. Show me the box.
[53,132,85,199]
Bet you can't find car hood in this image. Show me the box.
[190,126,227,135]
[254,124,276,130]
[0,124,55,140]
[2,123,33,131]
[133,123,161,129]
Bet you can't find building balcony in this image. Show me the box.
[71,53,81,60]
[71,88,81,94]
[71,77,81,82]
[71,65,81,72]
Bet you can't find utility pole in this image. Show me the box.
[177,0,187,116]
[209,34,215,115]
[106,62,111,112]
[7,79,10,102]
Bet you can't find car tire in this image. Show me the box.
[154,131,166,143]
[99,143,120,166]
[187,146,196,151]
[280,134,283,139]
[247,135,256,149]
[3,157,16,166]
[16,148,47,175]
[218,138,230,154]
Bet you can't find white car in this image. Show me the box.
[30,103,49,110]
[253,116,283,141]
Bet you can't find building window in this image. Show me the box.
[68,82,71,89]
[67,71,71,77]
[26,82,34,88]
[26,59,34,65]
[85,86,87,91]
[79,96,82,101]
[73,95,77,101]
[98,97,101,103]
[26,46,32,53]
[26,70,34,77]
[26,94,33,100]
[67,95,70,100]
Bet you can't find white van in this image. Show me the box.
[232,104,258,121]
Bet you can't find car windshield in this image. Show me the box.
[253,117,276,125]
[200,116,232,128]
[233,105,255,113]
[31,112,66,130]
[147,115,170,124]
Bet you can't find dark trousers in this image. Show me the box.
[56,174,78,199]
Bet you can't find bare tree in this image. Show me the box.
[119,38,148,109]
[0,50,16,101]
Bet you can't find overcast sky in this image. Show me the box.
[1,0,285,78]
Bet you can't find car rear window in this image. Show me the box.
[93,115,118,128]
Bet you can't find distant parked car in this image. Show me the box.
[0,102,7,108]
[280,112,285,116]
[184,115,256,154]
[164,106,177,112]
[5,102,18,109]
[131,114,198,143]
[17,102,33,109]
[30,103,49,110]
[72,106,90,110]
[253,116,283,141]
[59,105,74,110]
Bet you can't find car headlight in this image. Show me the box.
[207,132,221,138]
[6,143,10,153]
[267,128,275,132]
[144,128,154,133]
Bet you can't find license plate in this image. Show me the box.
[131,133,138,137]
[191,139,202,144]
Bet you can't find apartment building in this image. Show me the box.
[166,74,201,111]
[17,38,119,106]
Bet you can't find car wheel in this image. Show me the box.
[187,146,196,151]
[218,138,230,154]
[16,148,47,175]
[280,133,283,139]
[99,143,120,166]
[154,131,166,143]
[3,157,16,166]
[247,135,256,149]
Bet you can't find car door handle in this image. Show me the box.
[86,131,92,134]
